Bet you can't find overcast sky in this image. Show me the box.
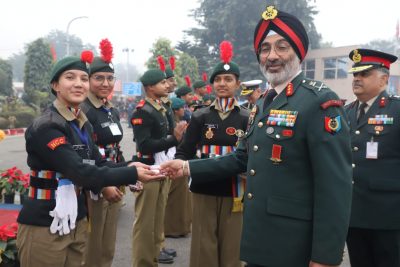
[0,0,399,72]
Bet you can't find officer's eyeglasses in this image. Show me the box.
[92,75,116,84]
[259,39,291,57]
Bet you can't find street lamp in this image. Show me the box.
[66,16,88,56]
[122,48,134,82]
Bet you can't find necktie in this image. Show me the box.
[263,89,278,110]
[357,102,367,123]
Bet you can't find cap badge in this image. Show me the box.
[223,64,230,71]
[352,50,362,63]
[109,63,114,69]
[262,6,278,20]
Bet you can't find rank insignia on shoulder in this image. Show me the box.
[136,99,145,109]
[47,136,66,150]
[131,118,143,125]
[324,116,341,134]
[320,100,344,110]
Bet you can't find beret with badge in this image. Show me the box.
[90,38,114,75]
[175,75,193,97]
[209,40,240,83]
[140,55,167,86]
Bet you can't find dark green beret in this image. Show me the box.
[171,97,185,110]
[140,69,166,86]
[203,94,216,102]
[192,80,207,89]
[90,57,114,75]
[165,67,174,79]
[209,61,240,83]
[175,86,192,97]
[50,56,89,83]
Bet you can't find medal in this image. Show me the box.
[205,127,214,139]
[270,144,282,164]
[235,129,245,138]
[226,127,236,136]
[266,127,274,134]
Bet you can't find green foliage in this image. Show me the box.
[8,52,25,82]
[0,59,13,96]
[24,38,53,110]
[0,96,37,128]
[184,0,321,81]
[177,53,199,87]
[146,38,176,69]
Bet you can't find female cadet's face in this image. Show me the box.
[90,71,115,99]
[213,74,240,98]
[52,69,89,107]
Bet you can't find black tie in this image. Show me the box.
[357,102,367,123]
[263,89,277,110]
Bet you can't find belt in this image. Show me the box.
[28,170,63,200]
[199,145,235,157]
[98,143,119,162]
[136,152,153,159]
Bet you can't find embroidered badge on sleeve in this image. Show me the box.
[47,136,66,150]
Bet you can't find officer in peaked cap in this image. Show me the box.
[240,79,263,109]
[345,48,400,267]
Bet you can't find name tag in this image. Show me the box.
[101,122,111,128]
[83,159,96,165]
[109,123,122,136]
[366,142,378,159]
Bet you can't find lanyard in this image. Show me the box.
[70,121,89,146]
[101,106,114,123]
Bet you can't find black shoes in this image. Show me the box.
[162,247,177,257]
[157,250,174,264]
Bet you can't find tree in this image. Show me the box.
[184,0,321,81]
[24,38,53,111]
[45,30,96,60]
[0,59,13,96]
[177,53,199,87]
[8,52,25,82]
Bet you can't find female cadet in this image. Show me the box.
[16,51,162,267]
[80,39,125,267]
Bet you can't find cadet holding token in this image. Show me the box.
[16,51,163,267]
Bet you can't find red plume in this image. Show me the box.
[220,41,233,64]
[202,72,208,82]
[81,50,94,64]
[99,38,113,63]
[206,85,212,94]
[185,75,191,87]
[169,56,176,71]
[157,56,166,72]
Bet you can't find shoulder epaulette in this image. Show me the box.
[136,99,146,109]
[320,99,344,110]
[389,94,400,100]
[301,79,328,92]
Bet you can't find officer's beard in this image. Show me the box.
[259,54,301,87]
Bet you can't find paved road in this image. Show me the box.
[0,121,350,267]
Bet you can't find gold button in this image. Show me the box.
[353,147,359,151]
[352,163,356,168]
[352,180,355,184]
[249,169,256,176]
[253,145,259,151]
[258,122,263,128]
[247,193,253,199]
[275,134,281,139]
[355,130,360,135]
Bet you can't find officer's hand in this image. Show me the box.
[102,186,123,203]
[160,159,189,179]
[309,261,338,267]
[128,161,151,169]
[173,121,187,141]
[137,166,165,183]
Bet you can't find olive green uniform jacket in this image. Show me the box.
[188,73,353,266]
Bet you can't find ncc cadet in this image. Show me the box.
[174,40,249,267]
[175,76,194,122]
[130,66,187,266]
[192,73,209,104]
[79,39,124,267]
[16,52,162,267]
[240,79,263,110]
[164,97,192,238]
[345,49,400,267]
[162,6,352,267]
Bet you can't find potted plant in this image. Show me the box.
[16,174,29,205]
[0,167,25,204]
[0,223,19,267]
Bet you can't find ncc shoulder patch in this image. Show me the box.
[131,118,143,125]
[302,79,328,92]
[47,136,66,150]
[136,99,146,109]
[320,99,344,110]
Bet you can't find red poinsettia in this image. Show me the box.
[0,223,18,264]
[0,166,29,195]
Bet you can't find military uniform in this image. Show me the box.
[17,99,138,267]
[345,48,400,267]
[131,97,177,267]
[176,98,249,267]
[187,73,353,266]
[80,91,124,267]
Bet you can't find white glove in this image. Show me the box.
[154,151,169,165]
[166,146,176,160]
[49,179,77,235]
